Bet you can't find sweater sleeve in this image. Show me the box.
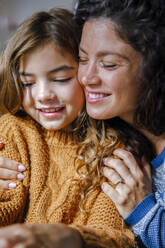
[0,117,30,226]
[125,192,165,248]
[71,192,135,248]
[124,149,165,248]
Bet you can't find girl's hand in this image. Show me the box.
[0,157,26,189]
[0,223,83,248]
[101,149,152,218]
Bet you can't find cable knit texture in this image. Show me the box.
[0,113,135,247]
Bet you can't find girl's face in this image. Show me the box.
[78,19,142,124]
[20,43,84,130]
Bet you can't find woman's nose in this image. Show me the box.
[81,74,101,86]
[79,63,101,86]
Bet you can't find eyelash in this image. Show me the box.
[78,57,88,63]
[54,77,72,83]
[102,64,117,68]
[22,82,34,88]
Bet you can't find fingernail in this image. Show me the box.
[9,182,16,189]
[102,167,106,174]
[101,182,106,190]
[18,164,26,172]
[103,158,108,163]
[0,238,8,247]
[0,142,5,150]
[17,173,24,180]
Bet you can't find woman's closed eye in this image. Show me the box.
[100,61,118,69]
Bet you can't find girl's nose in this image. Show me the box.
[35,82,56,103]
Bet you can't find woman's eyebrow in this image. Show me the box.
[79,47,129,61]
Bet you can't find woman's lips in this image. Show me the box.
[86,92,110,103]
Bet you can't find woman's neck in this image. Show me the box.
[139,129,165,155]
[120,114,165,155]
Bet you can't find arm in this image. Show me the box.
[0,136,30,226]
[0,221,135,248]
[0,223,84,248]
[125,193,165,248]
[102,148,165,247]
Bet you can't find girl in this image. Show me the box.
[0,7,135,248]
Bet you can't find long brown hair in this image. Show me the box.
[0,8,81,115]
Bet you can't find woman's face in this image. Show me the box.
[78,19,142,124]
[20,43,84,130]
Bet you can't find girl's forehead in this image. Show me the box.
[19,43,78,76]
[20,43,76,64]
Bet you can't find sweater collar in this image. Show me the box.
[151,146,165,169]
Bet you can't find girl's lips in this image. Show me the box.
[38,107,65,118]
[86,92,110,103]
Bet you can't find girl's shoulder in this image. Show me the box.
[0,112,39,137]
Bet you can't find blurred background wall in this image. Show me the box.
[0,0,76,51]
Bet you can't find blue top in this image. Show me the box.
[125,147,165,248]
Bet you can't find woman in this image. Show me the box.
[75,0,165,247]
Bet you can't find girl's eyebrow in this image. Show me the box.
[19,65,75,77]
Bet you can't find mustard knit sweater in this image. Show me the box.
[0,113,135,248]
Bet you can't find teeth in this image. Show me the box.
[88,93,105,99]
[41,108,62,112]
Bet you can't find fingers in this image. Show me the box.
[103,157,136,187]
[0,157,25,172]
[0,238,9,248]
[103,167,122,185]
[0,180,16,189]
[0,224,36,248]
[101,182,131,205]
[0,168,19,180]
[102,149,153,218]
[0,158,26,189]
[113,149,143,180]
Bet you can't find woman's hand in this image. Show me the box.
[0,157,26,189]
[0,223,83,248]
[101,149,152,218]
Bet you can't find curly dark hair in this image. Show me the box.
[74,0,165,136]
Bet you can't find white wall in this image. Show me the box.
[0,0,76,51]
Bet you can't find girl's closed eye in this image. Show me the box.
[53,77,72,83]
[78,56,88,63]
[22,82,35,88]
